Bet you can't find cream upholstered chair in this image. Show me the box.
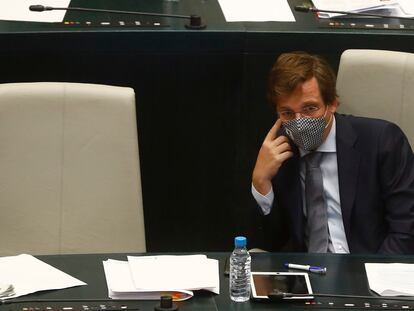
[336,49,414,146]
[0,82,146,255]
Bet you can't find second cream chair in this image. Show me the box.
[0,82,146,255]
[336,49,414,146]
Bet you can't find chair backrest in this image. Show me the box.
[336,49,414,146]
[0,82,146,255]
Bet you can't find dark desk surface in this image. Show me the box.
[2,0,413,34]
[3,252,414,311]
[0,0,413,254]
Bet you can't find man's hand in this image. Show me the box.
[252,119,293,195]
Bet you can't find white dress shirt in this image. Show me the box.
[252,117,350,253]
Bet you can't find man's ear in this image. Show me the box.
[328,98,338,113]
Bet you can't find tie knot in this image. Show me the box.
[304,152,323,168]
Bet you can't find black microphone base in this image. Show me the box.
[185,15,206,29]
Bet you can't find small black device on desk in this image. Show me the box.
[250,272,313,300]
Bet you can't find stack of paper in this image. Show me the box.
[0,254,86,300]
[311,0,413,18]
[103,254,219,301]
[365,263,414,296]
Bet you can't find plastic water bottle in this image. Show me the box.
[229,236,251,302]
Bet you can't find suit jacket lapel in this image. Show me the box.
[335,114,360,243]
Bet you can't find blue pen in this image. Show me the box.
[284,263,327,274]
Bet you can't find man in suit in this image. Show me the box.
[252,51,414,254]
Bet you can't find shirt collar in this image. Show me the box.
[299,115,337,157]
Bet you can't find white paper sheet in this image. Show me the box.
[0,254,86,299]
[399,0,414,15]
[365,263,414,296]
[127,255,220,294]
[0,0,71,23]
[218,0,295,22]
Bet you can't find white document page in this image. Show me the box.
[399,0,414,15]
[0,0,71,23]
[103,259,194,301]
[127,255,220,294]
[0,254,86,299]
[104,259,138,293]
[218,0,295,22]
[365,263,414,296]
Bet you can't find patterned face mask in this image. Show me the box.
[282,109,332,151]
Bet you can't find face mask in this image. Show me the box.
[282,109,332,151]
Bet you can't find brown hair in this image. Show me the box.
[268,51,338,107]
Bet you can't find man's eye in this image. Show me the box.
[280,111,294,118]
[303,106,319,113]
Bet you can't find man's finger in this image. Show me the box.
[275,141,292,154]
[264,119,283,142]
[278,150,294,163]
[273,134,290,146]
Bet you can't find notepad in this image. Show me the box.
[365,263,414,296]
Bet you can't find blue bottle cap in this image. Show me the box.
[234,236,247,247]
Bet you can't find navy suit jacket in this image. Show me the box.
[271,113,414,254]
